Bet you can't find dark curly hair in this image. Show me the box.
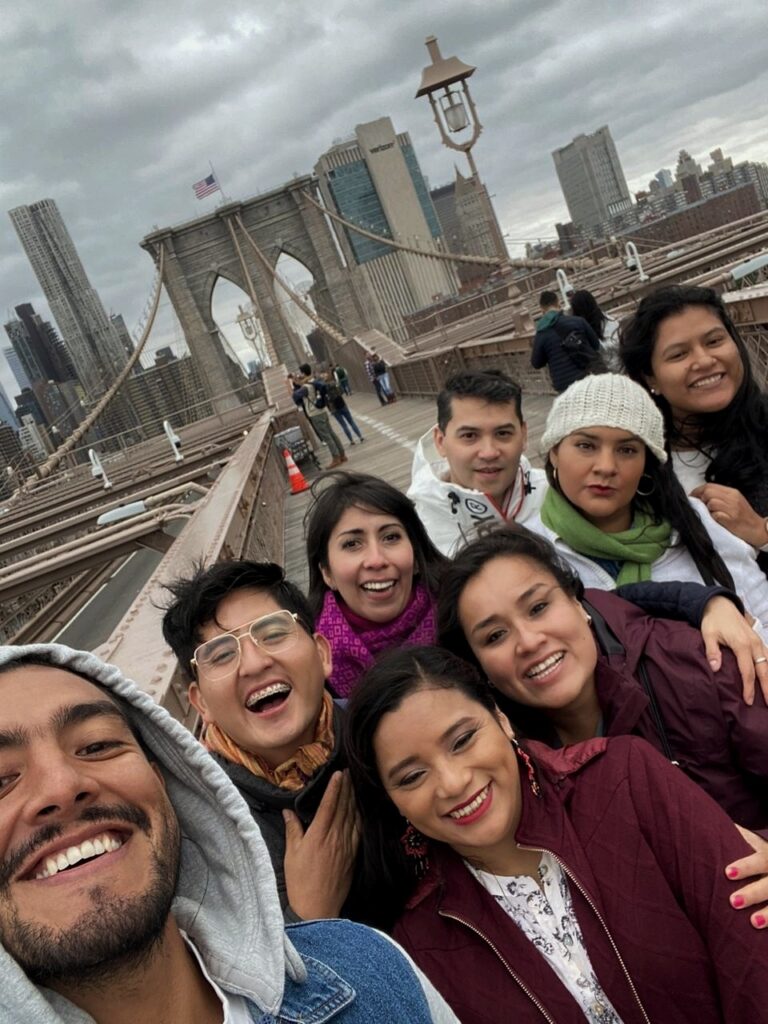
[162,560,314,684]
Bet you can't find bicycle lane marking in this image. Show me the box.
[356,413,418,453]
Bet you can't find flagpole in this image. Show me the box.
[210,161,231,204]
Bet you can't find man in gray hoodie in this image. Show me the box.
[0,644,458,1024]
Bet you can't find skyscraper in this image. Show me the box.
[2,344,31,393]
[315,117,458,344]
[4,303,76,386]
[430,169,507,287]
[552,125,634,239]
[0,382,15,430]
[8,198,128,399]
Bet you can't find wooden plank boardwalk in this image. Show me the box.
[282,389,555,590]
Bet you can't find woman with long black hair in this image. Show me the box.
[345,645,768,1023]
[620,285,768,568]
[570,288,621,370]
[524,372,768,631]
[436,525,768,829]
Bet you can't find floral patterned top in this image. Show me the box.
[466,852,624,1023]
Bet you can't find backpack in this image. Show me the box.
[372,359,387,376]
[325,380,344,410]
[306,380,327,411]
[556,320,607,373]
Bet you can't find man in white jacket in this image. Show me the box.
[408,370,547,555]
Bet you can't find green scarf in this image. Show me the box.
[536,310,560,330]
[541,486,673,585]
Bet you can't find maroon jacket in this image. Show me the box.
[393,737,765,1024]
[505,589,768,830]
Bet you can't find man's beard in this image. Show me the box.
[0,800,181,989]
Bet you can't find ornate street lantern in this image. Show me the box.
[415,35,482,178]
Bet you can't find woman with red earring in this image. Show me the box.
[345,645,767,1024]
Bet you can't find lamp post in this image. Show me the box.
[88,448,112,490]
[236,305,270,367]
[163,419,183,463]
[415,35,482,179]
[625,241,649,282]
[556,269,574,309]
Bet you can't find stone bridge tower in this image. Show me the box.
[140,177,370,406]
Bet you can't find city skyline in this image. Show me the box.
[2,1,768,400]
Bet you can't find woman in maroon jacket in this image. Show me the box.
[437,526,768,833]
[345,646,767,1024]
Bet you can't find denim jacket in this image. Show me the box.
[246,920,450,1023]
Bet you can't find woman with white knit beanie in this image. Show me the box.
[524,374,768,633]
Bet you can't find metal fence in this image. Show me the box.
[392,325,768,398]
[390,334,554,398]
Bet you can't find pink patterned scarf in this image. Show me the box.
[317,581,437,697]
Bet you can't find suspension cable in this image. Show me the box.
[234,215,349,347]
[300,189,592,272]
[300,189,501,266]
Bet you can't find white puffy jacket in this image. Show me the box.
[407,428,547,557]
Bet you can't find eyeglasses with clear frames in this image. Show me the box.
[191,610,300,680]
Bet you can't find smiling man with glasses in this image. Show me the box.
[163,561,361,923]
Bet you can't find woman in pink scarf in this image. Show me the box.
[306,472,448,697]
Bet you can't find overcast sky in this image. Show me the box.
[2,0,768,401]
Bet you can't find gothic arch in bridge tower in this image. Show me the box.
[140,178,372,407]
[272,250,324,361]
[209,274,270,375]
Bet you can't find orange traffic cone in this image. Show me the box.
[283,449,309,494]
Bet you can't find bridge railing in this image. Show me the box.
[723,287,768,390]
[94,406,298,725]
[391,333,554,398]
[393,320,768,397]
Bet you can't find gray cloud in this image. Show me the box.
[1,0,767,399]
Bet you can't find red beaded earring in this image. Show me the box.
[400,822,429,876]
[512,736,541,797]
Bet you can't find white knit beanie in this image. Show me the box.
[540,373,668,463]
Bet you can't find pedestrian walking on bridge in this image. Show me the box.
[293,365,347,469]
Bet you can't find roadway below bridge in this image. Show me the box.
[282,389,555,589]
[52,519,186,649]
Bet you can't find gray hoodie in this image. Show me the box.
[0,644,457,1024]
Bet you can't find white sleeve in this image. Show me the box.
[407,487,464,558]
[689,497,768,633]
[376,931,461,1023]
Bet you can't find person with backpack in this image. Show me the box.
[570,289,622,371]
[294,364,347,469]
[531,289,603,392]
[322,369,365,445]
[334,363,352,395]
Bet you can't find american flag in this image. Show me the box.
[192,173,220,199]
